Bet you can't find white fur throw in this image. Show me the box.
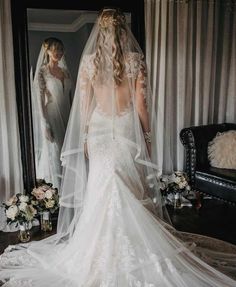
[208,130,236,169]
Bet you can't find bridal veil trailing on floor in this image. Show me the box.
[1,8,236,287]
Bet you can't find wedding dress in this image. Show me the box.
[1,8,236,287]
[31,48,72,189]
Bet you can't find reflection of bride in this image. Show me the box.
[1,8,236,287]
[31,38,72,189]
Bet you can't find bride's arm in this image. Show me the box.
[78,57,94,158]
[135,58,151,155]
[38,68,54,142]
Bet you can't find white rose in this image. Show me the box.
[181,179,188,187]
[45,200,55,209]
[5,195,17,206]
[19,202,27,211]
[5,198,13,206]
[45,189,53,199]
[174,176,181,184]
[19,195,29,203]
[6,205,18,220]
[178,182,185,189]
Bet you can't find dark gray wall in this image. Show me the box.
[28,23,94,95]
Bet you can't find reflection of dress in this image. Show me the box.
[36,65,72,189]
[0,54,236,287]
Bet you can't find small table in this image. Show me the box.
[0,222,57,255]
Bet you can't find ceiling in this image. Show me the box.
[27,9,131,32]
[27,9,98,32]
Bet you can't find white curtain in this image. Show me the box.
[0,0,23,230]
[145,0,236,172]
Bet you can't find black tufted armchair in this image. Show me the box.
[180,123,236,206]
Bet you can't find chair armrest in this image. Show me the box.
[180,123,236,186]
[179,128,196,186]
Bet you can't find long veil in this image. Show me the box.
[34,7,236,278]
[31,45,71,189]
[56,10,169,237]
[1,8,236,287]
[54,10,236,280]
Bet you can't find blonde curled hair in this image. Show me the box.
[93,8,127,86]
[42,37,64,64]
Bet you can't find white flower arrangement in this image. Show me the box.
[3,193,37,225]
[31,179,59,214]
[160,171,191,197]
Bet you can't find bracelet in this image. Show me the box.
[144,131,151,143]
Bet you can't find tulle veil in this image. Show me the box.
[53,12,236,282]
[56,8,170,238]
[45,7,236,280]
[1,7,236,287]
[30,43,71,189]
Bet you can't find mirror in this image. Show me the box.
[27,8,131,191]
[27,9,97,190]
[10,0,145,194]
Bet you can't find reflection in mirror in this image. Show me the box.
[27,9,131,191]
[27,9,97,190]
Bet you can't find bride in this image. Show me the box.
[1,8,236,287]
[31,37,72,189]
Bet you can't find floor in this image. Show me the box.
[0,198,236,255]
[167,198,236,246]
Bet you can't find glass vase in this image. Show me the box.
[40,210,52,232]
[174,192,182,209]
[18,222,31,243]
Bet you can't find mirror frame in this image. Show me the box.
[11,0,145,193]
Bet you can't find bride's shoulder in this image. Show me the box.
[124,52,145,78]
[81,53,96,65]
[79,54,96,78]
[125,52,145,64]
[80,53,96,70]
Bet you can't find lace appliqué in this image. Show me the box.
[0,248,38,285]
[38,65,70,105]
[81,52,147,89]
[0,249,38,268]
[125,53,148,110]
[124,53,144,78]
[2,278,33,287]
[100,275,155,287]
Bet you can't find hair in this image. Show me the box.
[43,37,64,64]
[93,7,127,86]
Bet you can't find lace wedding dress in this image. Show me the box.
[1,9,236,287]
[1,52,236,287]
[32,62,72,189]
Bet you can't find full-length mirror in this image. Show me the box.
[10,0,144,193]
[27,8,131,190]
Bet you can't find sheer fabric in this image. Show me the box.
[0,8,236,287]
[31,47,72,189]
[56,17,166,237]
[145,0,236,172]
[0,0,23,231]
